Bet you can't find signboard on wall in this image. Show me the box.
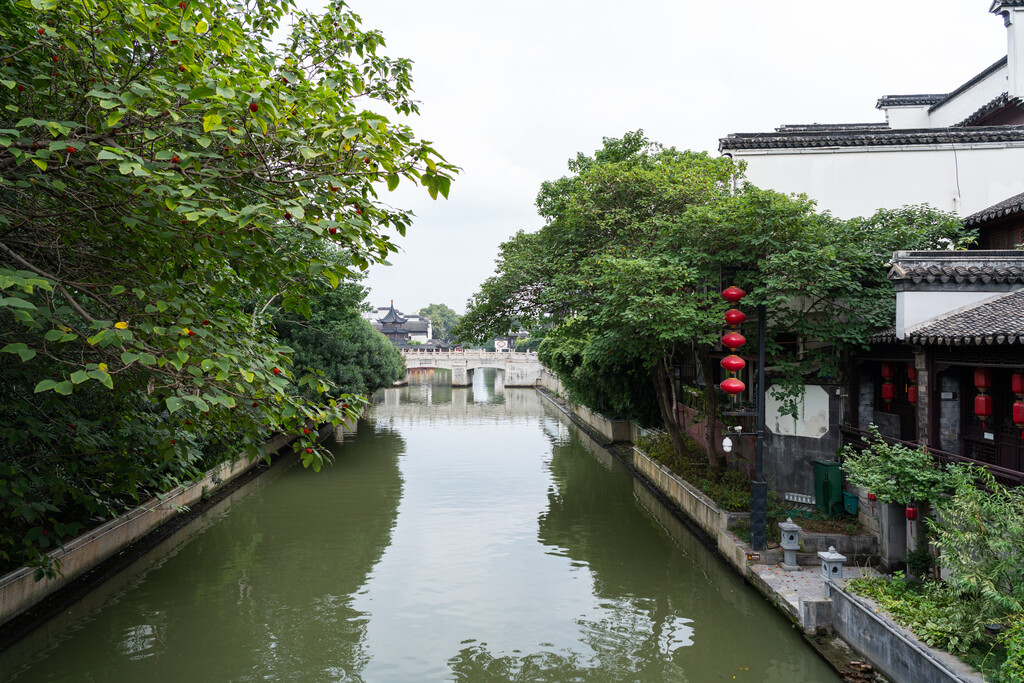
[494,340,508,351]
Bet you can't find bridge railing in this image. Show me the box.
[399,349,537,361]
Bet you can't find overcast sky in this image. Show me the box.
[298,1,1007,313]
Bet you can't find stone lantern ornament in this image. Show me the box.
[818,546,847,581]
[778,518,801,571]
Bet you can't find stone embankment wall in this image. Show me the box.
[0,429,309,628]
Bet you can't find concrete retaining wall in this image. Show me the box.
[0,432,296,628]
[632,448,751,574]
[828,580,984,683]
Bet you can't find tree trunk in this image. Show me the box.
[652,356,689,467]
[695,347,726,472]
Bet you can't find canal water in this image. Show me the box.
[1,369,839,682]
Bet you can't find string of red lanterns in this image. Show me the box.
[719,287,747,396]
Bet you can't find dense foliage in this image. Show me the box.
[273,279,405,398]
[841,426,952,505]
[848,467,1024,680]
[0,0,453,574]
[418,302,460,344]
[456,131,967,465]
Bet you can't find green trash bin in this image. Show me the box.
[813,460,843,517]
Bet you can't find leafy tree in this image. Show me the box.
[419,302,460,343]
[0,0,453,573]
[274,279,405,397]
[457,132,966,468]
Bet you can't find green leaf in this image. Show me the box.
[189,86,216,99]
[386,174,399,191]
[31,158,47,172]
[54,381,73,396]
[33,379,57,393]
[202,112,222,132]
[70,370,89,384]
[1,342,35,361]
[166,397,184,413]
[120,351,139,365]
[107,111,125,128]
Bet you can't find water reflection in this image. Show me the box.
[1,368,838,682]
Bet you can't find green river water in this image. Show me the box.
[1,369,840,682]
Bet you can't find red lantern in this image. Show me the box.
[905,506,918,521]
[722,286,746,303]
[881,382,896,404]
[1013,372,1024,396]
[907,385,918,405]
[907,365,917,382]
[720,355,746,373]
[974,367,992,390]
[720,378,746,395]
[1014,401,1024,438]
[721,332,746,350]
[867,493,877,501]
[724,308,746,327]
[975,393,993,429]
[881,362,895,380]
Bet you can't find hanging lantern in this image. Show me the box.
[721,286,746,303]
[720,355,746,373]
[724,308,746,327]
[881,362,895,380]
[1013,372,1024,397]
[975,393,993,429]
[721,332,746,350]
[907,385,918,405]
[1014,400,1024,438]
[974,367,992,390]
[720,378,746,395]
[881,382,896,406]
[907,365,917,382]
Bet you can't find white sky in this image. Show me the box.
[298,1,1007,313]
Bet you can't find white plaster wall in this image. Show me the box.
[928,66,1009,127]
[897,290,1014,338]
[884,106,931,129]
[766,384,830,438]
[735,143,1024,219]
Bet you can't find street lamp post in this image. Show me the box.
[718,287,767,551]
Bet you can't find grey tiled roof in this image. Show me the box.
[876,94,947,109]
[888,253,1024,285]
[957,92,1023,127]
[872,289,1024,346]
[964,192,1024,227]
[719,125,1024,151]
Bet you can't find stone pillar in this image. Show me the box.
[450,363,471,387]
[914,348,928,447]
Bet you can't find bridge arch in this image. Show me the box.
[397,350,543,387]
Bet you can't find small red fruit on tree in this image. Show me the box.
[17,85,25,92]
[272,368,280,375]
[249,102,258,113]
[52,56,58,62]
[66,146,75,154]
[283,212,292,220]
[178,2,186,9]
[306,448,312,454]
[171,155,179,163]
[37,28,44,35]
[202,319,209,326]
[329,227,338,235]
[188,330,195,336]
[178,64,186,72]
[252,401,258,407]
[303,428,310,434]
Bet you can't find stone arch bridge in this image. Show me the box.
[399,349,543,387]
